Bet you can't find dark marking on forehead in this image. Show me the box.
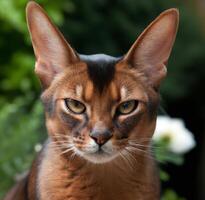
[80,54,122,92]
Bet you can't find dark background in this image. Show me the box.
[0,0,205,199]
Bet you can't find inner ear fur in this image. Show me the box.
[123,9,179,90]
[26,1,79,89]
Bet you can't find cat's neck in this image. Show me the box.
[35,139,159,200]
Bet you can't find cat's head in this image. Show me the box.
[26,2,179,164]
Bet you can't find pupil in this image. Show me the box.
[74,101,79,107]
[123,102,130,109]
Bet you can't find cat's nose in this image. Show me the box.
[89,130,113,146]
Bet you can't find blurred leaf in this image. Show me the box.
[160,169,170,182]
[0,0,204,199]
[153,140,184,165]
[0,0,73,198]
[0,96,46,198]
[162,189,186,200]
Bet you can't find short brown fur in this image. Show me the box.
[4,2,179,200]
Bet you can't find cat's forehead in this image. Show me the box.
[56,53,148,103]
[58,53,146,98]
[79,54,122,92]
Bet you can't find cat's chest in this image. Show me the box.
[37,145,158,200]
[38,165,143,200]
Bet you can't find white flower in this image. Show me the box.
[34,143,42,152]
[153,116,196,154]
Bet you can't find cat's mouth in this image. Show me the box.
[73,140,119,164]
[96,148,105,154]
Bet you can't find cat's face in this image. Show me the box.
[41,54,158,163]
[26,2,179,163]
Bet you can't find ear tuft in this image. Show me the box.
[123,8,179,90]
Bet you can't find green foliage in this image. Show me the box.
[160,169,170,182]
[0,95,45,198]
[154,140,184,165]
[0,0,204,199]
[0,0,72,198]
[154,139,185,200]
[0,0,72,100]
[162,189,186,200]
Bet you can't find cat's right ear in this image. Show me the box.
[122,9,179,90]
[26,1,79,89]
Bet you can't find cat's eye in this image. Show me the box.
[64,99,86,114]
[117,100,138,115]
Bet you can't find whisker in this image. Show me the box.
[128,140,164,152]
[50,142,70,146]
[128,143,150,148]
[50,139,73,144]
[68,151,78,164]
[119,151,128,166]
[50,146,75,153]
[60,147,75,155]
[128,138,152,144]
[125,146,154,160]
[50,145,69,150]
[128,145,156,154]
[52,134,72,139]
[123,148,139,166]
[50,141,70,145]
[119,150,135,171]
[53,133,71,137]
[50,141,73,145]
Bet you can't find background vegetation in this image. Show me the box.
[0,0,205,199]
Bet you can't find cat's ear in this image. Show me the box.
[26,1,79,88]
[123,9,179,90]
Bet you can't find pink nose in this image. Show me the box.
[89,130,113,146]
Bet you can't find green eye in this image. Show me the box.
[117,100,138,115]
[64,99,86,114]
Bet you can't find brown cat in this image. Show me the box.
[4,1,179,200]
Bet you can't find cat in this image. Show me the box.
[4,1,179,200]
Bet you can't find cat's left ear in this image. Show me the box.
[123,9,179,90]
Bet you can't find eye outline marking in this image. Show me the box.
[114,100,148,126]
[115,99,140,116]
[64,98,86,115]
[56,97,91,117]
[118,100,138,115]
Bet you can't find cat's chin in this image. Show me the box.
[84,153,119,164]
[74,148,119,164]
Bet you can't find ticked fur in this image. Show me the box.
[4,2,179,200]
